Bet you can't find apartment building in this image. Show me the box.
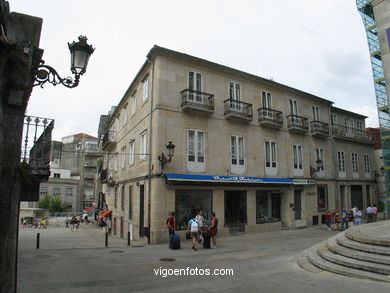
[97,46,376,244]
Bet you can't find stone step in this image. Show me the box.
[296,249,323,273]
[318,245,390,275]
[336,233,390,256]
[345,224,390,247]
[305,243,390,283]
[327,236,390,265]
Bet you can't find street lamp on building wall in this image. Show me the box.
[158,141,175,170]
[34,36,94,88]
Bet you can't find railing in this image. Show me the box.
[100,169,108,182]
[181,89,214,112]
[102,130,117,148]
[84,161,97,167]
[224,99,253,119]
[258,108,283,126]
[332,124,375,143]
[286,115,309,130]
[310,120,329,135]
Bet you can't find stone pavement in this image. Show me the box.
[17,223,390,293]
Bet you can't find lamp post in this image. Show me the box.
[34,35,94,88]
[158,141,175,170]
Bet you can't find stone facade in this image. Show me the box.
[98,46,377,244]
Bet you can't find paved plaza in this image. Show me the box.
[17,224,390,293]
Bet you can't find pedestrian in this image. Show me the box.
[372,204,378,222]
[106,217,112,235]
[366,205,373,223]
[340,208,348,231]
[65,217,69,228]
[196,209,205,232]
[70,216,77,231]
[166,212,176,235]
[348,209,354,228]
[22,218,27,229]
[188,215,200,251]
[37,218,42,229]
[354,208,362,225]
[333,212,341,231]
[209,212,218,248]
[325,210,332,231]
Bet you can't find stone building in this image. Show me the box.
[97,46,377,244]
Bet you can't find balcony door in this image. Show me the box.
[188,71,202,103]
[289,99,298,124]
[229,82,241,112]
[262,91,273,119]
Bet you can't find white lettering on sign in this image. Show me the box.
[293,179,316,185]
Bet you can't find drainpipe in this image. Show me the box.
[146,57,155,244]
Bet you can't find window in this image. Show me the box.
[65,188,73,196]
[317,185,328,211]
[129,140,135,165]
[229,82,241,101]
[363,154,370,173]
[356,121,363,132]
[53,173,60,179]
[121,185,125,211]
[121,146,126,169]
[289,99,298,115]
[256,191,281,223]
[128,185,133,219]
[53,187,61,196]
[188,71,202,102]
[66,203,72,210]
[292,145,303,170]
[312,106,320,121]
[187,130,205,172]
[130,94,136,115]
[114,186,117,208]
[265,141,277,175]
[230,135,245,174]
[352,153,359,175]
[315,148,324,172]
[123,105,128,125]
[262,91,272,108]
[85,142,98,152]
[40,187,48,195]
[331,113,337,126]
[108,154,117,171]
[142,76,149,101]
[337,151,346,177]
[140,131,147,159]
[84,189,94,200]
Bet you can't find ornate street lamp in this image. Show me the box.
[34,35,94,88]
[158,141,176,170]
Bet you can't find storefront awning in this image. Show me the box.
[99,210,112,218]
[165,173,293,185]
[83,205,97,213]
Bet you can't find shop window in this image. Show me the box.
[317,185,328,211]
[175,190,212,230]
[256,191,281,223]
[224,190,247,225]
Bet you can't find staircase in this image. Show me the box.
[298,221,390,283]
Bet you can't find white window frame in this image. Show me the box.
[289,99,298,115]
[188,71,203,103]
[352,152,359,178]
[130,94,136,115]
[292,144,303,177]
[140,131,147,160]
[228,82,242,112]
[230,135,245,174]
[123,105,128,125]
[331,113,337,126]
[121,146,126,169]
[315,148,325,177]
[142,76,149,102]
[264,140,277,176]
[337,150,346,178]
[363,154,370,177]
[129,140,135,166]
[187,129,205,172]
[312,106,320,121]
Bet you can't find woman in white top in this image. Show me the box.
[195,210,205,230]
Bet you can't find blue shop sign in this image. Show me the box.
[165,173,293,184]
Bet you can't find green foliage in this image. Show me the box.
[37,194,68,213]
[378,201,385,212]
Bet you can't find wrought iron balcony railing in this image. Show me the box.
[258,108,283,128]
[102,130,117,150]
[286,115,309,132]
[224,99,253,121]
[181,89,214,113]
[332,124,375,143]
[310,120,329,137]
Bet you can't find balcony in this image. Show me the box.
[83,173,95,179]
[258,108,283,129]
[102,130,117,150]
[100,169,108,183]
[84,161,97,167]
[332,124,375,144]
[181,89,214,114]
[224,99,253,121]
[287,115,309,133]
[310,121,329,137]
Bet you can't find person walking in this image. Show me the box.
[188,215,200,251]
[196,210,205,232]
[340,208,348,231]
[22,218,27,229]
[372,204,378,222]
[354,208,362,225]
[209,212,218,248]
[366,205,373,223]
[347,209,354,228]
[325,210,332,231]
[70,216,77,232]
[166,212,176,235]
[333,212,341,231]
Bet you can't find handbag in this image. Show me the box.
[197,235,204,244]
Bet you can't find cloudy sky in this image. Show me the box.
[12,0,378,140]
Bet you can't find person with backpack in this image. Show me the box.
[188,215,200,251]
[209,212,218,248]
[340,208,348,231]
[166,212,176,235]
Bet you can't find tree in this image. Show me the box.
[37,194,68,213]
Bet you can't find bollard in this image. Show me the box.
[36,232,40,249]
[127,231,130,246]
[105,232,108,247]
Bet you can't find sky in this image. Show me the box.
[11,0,379,140]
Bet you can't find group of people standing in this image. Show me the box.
[166,210,218,251]
[324,204,378,231]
